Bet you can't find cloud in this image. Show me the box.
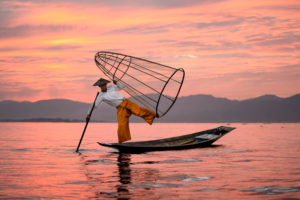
[0,47,21,52]
[200,63,300,82]
[0,45,82,52]
[0,81,42,100]
[107,23,172,35]
[0,87,41,100]
[0,7,12,26]
[176,41,200,47]
[256,4,300,11]
[196,18,244,29]
[100,0,226,8]
[194,15,276,30]
[245,16,276,26]
[157,39,176,43]
[0,56,44,63]
[246,32,300,46]
[187,64,300,99]
[0,1,23,26]
[256,33,300,46]
[36,45,82,51]
[201,52,254,58]
[170,39,249,51]
[277,64,300,71]
[0,24,74,38]
[0,54,93,65]
[11,0,226,9]
[173,54,198,59]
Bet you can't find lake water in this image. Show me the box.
[0,122,299,200]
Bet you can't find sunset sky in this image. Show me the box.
[0,0,299,102]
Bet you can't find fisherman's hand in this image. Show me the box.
[113,80,117,84]
[86,114,91,122]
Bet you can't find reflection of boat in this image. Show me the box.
[98,126,235,153]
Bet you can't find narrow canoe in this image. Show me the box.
[98,126,235,153]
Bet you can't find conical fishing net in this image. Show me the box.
[95,51,185,118]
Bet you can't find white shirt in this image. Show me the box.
[88,83,126,114]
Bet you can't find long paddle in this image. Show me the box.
[76,92,99,152]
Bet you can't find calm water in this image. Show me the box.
[0,122,299,200]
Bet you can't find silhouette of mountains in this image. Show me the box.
[0,94,299,122]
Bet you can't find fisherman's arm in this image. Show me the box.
[86,94,103,121]
[113,79,126,90]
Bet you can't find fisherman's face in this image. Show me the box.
[99,84,107,92]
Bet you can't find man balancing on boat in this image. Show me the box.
[86,78,157,143]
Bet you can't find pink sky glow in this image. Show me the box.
[0,0,299,102]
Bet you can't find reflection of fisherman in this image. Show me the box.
[86,78,156,143]
[117,153,131,197]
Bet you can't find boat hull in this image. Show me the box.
[98,126,235,153]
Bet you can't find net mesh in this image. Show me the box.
[95,51,185,118]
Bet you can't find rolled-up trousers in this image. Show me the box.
[116,99,155,143]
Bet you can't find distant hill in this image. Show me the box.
[0,99,116,122]
[161,94,300,122]
[0,94,299,122]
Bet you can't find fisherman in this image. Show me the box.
[86,78,156,143]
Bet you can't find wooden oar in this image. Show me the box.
[76,92,99,152]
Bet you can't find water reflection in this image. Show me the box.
[116,153,132,199]
[79,153,133,199]
[78,152,167,199]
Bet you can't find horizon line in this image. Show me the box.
[1,93,299,104]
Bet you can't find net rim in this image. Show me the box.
[95,51,177,71]
[156,67,185,118]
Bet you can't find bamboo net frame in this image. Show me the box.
[94,51,185,118]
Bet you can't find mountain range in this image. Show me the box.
[0,94,299,122]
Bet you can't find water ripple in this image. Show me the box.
[11,148,31,152]
[137,158,202,165]
[131,183,182,188]
[238,186,300,195]
[208,149,254,153]
[65,180,97,185]
[195,188,221,192]
[182,176,212,182]
[85,159,116,165]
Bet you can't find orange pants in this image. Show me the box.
[116,99,155,143]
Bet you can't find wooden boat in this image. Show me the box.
[98,126,235,153]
